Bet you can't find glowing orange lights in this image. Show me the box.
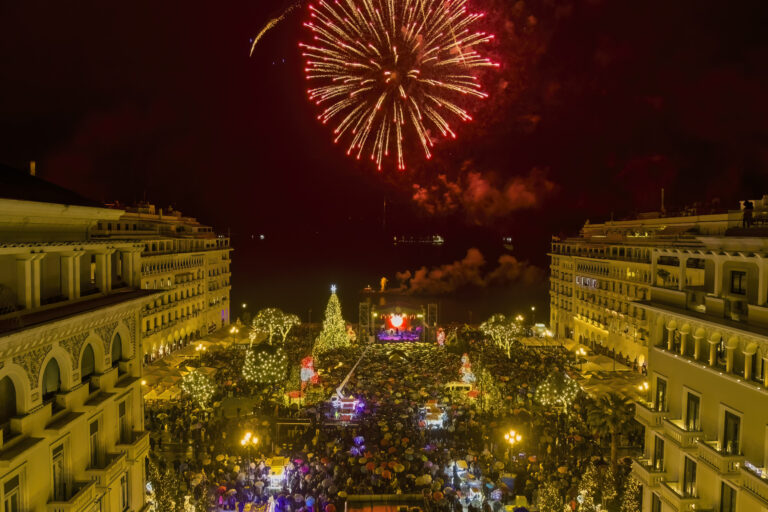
[300,0,498,171]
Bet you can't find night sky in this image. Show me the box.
[2,0,768,321]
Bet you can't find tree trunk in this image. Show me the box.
[610,432,618,471]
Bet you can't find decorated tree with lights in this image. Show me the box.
[148,458,184,512]
[251,308,300,345]
[313,286,349,357]
[535,371,581,412]
[536,480,562,512]
[480,314,523,357]
[181,368,215,409]
[619,476,641,512]
[243,346,288,385]
[577,463,600,512]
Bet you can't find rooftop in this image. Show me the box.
[0,288,157,337]
[0,164,102,209]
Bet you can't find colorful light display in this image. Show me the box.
[300,0,499,170]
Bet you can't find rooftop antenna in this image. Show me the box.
[661,187,666,214]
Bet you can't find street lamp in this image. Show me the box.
[531,306,536,325]
[242,303,247,309]
[195,343,206,362]
[515,314,524,323]
[637,381,650,404]
[576,347,587,371]
[504,429,522,462]
[241,431,259,461]
[230,325,240,344]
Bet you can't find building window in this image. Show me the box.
[42,358,61,402]
[685,392,700,431]
[730,271,746,295]
[52,444,66,501]
[89,420,100,468]
[650,493,661,512]
[723,411,741,455]
[683,457,697,497]
[654,378,667,412]
[3,475,20,512]
[120,472,129,510]
[652,435,664,471]
[721,482,736,512]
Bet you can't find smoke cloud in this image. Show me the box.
[411,163,556,223]
[395,248,544,295]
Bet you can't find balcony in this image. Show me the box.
[662,419,703,450]
[84,452,126,488]
[697,440,744,475]
[659,481,701,512]
[46,480,96,512]
[741,464,768,507]
[634,401,665,429]
[117,431,150,462]
[632,459,666,488]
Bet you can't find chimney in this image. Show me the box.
[29,161,36,177]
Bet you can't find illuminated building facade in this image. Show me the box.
[0,166,151,511]
[93,203,231,362]
[560,202,768,511]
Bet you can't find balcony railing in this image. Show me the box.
[632,459,666,488]
[84,452,126,488]
[697,440,744,474]
[741,464,768,507]
[46,480,96,512]
[634,400,665,428]
[662,419,703,450]
[117,430,150,462]
[659,481,701,512]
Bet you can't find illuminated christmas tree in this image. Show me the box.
[619,476,641,512]
[313,286,349,357]
[181,368,215,409]
[536,480,562,512]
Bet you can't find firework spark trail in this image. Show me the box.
[250,2,301,56]
[300,0,499,171]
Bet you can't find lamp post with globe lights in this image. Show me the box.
[504,429,522,462]
[241,431,259,462]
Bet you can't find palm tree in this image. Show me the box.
[587,392,634,470]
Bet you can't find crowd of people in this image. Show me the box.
[144,327,641,511]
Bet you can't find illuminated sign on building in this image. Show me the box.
[575,276,599,288]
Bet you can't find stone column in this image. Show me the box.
[680,331,689,356]
[745,354,753,381]
[667,327,675,351]
[758,259,767,306]
[726,346,735,373]
[93,251,107,292]
[73,252,82,298]
[15,255,33,309]
[709,340,718,367]
[31,254,45,308]
[764,357,768,388]
[679,255,688,291]
[693,334,703,360]
[60,252,77,300]
[713,256,723,296]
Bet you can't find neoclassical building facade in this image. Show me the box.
[0,167,152,511]
[93,203,232,362]
[621,213,768,511]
